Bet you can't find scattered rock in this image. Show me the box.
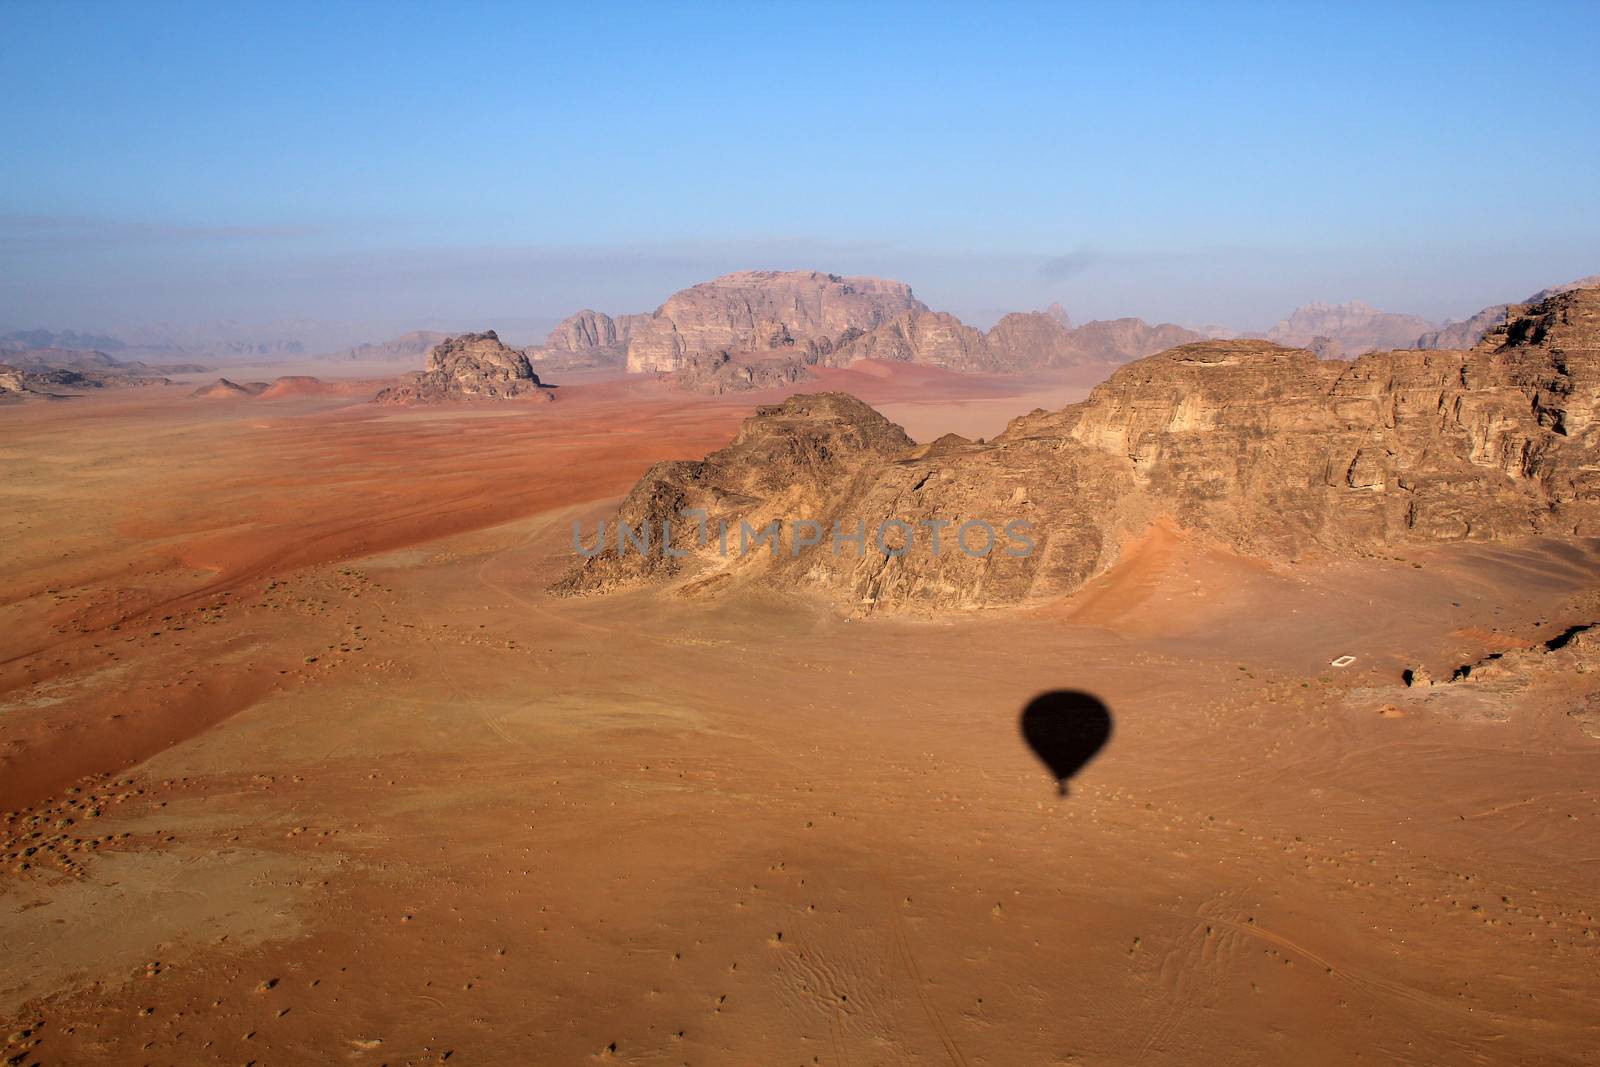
[374,331,555,405]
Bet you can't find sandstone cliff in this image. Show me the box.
[529,309,652,370]
[828,311,997,371]
[557,287,1600,612]
[373,331,553,405]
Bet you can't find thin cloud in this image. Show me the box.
[1038,249,1101,282]
[0,213,331,245]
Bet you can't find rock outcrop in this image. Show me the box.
[1417,274,1600,350]
[0,360,176,401]
[373,331,554,405]
[676,350,815,395]
[1266,301,1435,356]
[557,286,1600,613]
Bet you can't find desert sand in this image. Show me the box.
[3,368,1598,1066]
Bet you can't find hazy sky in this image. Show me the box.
[3,1,1598,345]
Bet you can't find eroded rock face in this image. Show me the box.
[557,287,1600,612]
[676,350,814,395]
[531,310,651,370]
[374,331,553,405]
[985,312,1077,367]
[829,311,996,371]
[1416,275,1600,350]
[624,271,928,373]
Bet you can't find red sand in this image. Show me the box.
[3,372,1599,1065]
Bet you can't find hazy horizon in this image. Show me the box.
[5,2,1598,348]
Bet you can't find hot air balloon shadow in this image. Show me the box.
[1019,691,1113,796]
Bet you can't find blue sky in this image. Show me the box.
[3,1,1597,344]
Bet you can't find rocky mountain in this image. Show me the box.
[338,330,449,362]
[1052,317,1204,364]
[623,271,927,374]
[525,309,649,373]
[985,312,1076,367]
[535,270,1204,389]
[542,309,650,357]
[1417,274,1600,349]
[558,285,1600,613]
[374,331,554,405]
[829,311,998,371]
[1265,301,1435,356]
[785,309,1201,381]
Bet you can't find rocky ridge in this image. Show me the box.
[1416,275,1600,350]
[559,286,1600,612]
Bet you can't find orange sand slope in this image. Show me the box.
[2,376,1598,1066]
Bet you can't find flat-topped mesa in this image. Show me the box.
[374,330,553,404]
[556,287,1600,613]
[624,270,929,374]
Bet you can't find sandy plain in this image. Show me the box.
[2,365,1598,1066]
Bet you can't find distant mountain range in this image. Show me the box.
[335,330,450,362]
[528,270,1206,392]
[8,271,1597,395]
[1261,301,1435,358]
